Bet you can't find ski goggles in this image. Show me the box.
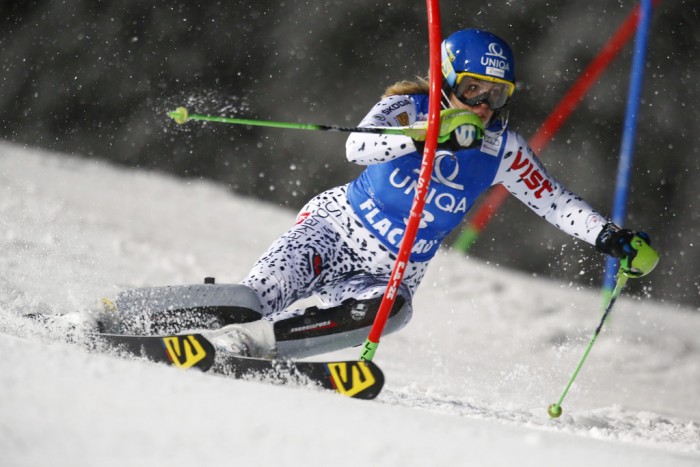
[452,73,515,111]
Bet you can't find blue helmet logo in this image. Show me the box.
[441,29,516,89]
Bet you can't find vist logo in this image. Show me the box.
[509,150,554,199]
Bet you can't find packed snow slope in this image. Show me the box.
[1,143,699,467]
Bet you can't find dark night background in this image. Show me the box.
[1,1,698,309]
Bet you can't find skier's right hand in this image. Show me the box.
[407,109,484,150]
[595,223,659,277]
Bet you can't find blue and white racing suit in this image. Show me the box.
[242,93,608,331]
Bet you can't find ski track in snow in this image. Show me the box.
[1,143,699,466]
[380,388,700,454]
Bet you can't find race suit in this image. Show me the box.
[242,93,608,326]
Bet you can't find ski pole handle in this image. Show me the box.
[620,234,659,278]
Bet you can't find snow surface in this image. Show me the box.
[1,143,699,466]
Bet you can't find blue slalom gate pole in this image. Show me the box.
[603,0,654,292]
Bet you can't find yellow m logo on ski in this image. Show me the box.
[162,335,208,368]
[327,362,376,397]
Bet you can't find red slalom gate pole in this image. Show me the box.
[360,0,442,362]
[452,0,660,252]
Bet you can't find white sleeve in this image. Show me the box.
[346,95,422,166]
[493,132,608,246]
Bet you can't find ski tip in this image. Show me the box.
[91,332,215,372]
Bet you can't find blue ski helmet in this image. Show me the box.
[441,29,515,110]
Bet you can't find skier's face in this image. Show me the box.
[449,92,494,125]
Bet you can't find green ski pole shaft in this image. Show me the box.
[548,235,658,418]
[547,271,629,418]
[168,106,408,136]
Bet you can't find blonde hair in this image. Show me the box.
[382,77,430,98]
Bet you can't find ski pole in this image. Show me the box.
[547,271,628,419]
[360,0,443,362]
[168,106,482,144]
[547,236,659,418]
[168,106,408,137]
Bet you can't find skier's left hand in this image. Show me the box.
[596,223,659,277]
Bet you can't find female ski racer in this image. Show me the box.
[108,29,657,359]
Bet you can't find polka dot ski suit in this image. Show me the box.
[242,93,608,325]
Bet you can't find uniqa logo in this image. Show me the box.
[431,152,465,190]
[391,152,465,191]
[481,43,510,71]
[387,151,469,218]
[486,42,507,59]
